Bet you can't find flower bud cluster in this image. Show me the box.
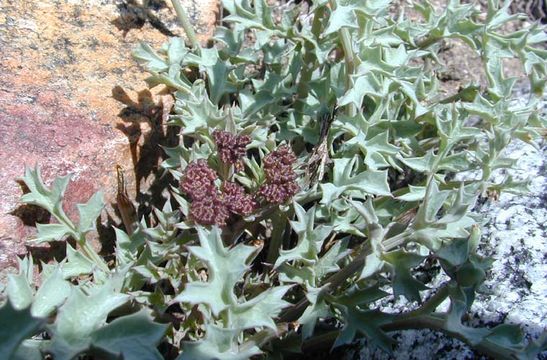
[221,181,257,216]
[258,146,299,204]
[213,130,251,171]
[180,160,256,226]
[190,194,231,226]
[180,159,217,201]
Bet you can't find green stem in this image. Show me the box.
[301,330,338,353]
[328,0,357,117]
[224,204,278,244]
[323,243,370,287]
[240,324,289,354]
[301,312,519,360]
[279,241,372,323]
[218,161,231,182]
[382,230,410,249]
[79,236,110,272]
[340,28,355,76]
[266,211,287,264]
[340,30,357,116]
[415,141,453,228]
[53,203,109,272]
[59,211,109,272]
[295,7,325,119]
[399,284,450,319]
[171,0,200,53]
[382,315,520,360]
[417,35,441,49]
[281,219,391,323]
[294,188,322,204]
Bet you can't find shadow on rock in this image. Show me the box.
[10,180,51,226]
[112,85,179,222]
[112,0,176,37]
[96,213,117,260]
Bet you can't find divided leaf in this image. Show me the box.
[321,157,391,205]
[0,302,46,359]
[383,250,428,303]
[20,166,70,216]
[178,325,261,360]
[175,227,256,315]
[334,307,395,353]
[48,282,130,359]
[91,310,168,360]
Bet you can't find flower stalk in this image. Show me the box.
[171,0,200,53]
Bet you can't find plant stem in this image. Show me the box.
[300,330,338,353]
[60,212,109,272]
[414,142,453,228]
[241,323,289,352]
[281,218,393,323]
[340,28,355,79]
[279,242,372,323]
[382,315,519,360]
[323,243,370,287]
[417,35,441,49]
[266,211,287,264]
[295,7,325,119]
[340,34,357,116]
[80,237,110,272]
[171,0,200,53]
[52,201,109,272]
[382,230,410,249]
[328,0,357,117]
[301,312,519,360]
[224,204,278,244]
[399,283,450,319]
[294,189,322,204]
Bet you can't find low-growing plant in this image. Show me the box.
[1,0,546,359]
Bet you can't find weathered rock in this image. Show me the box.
[0,0,218,277]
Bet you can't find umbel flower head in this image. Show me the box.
[180,160,256,226]
[190,194,231,226]
[180,159,217,201]
[221,181,257,216]
[258,145,299,204]
[213,130,251,171]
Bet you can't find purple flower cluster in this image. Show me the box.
[180,159,217,201]
[180,144,299,224]
[221,181,257,216]
[213,130,251,171]
[190,194,230,226]
[180,160,256,226]
[258,146,299,204]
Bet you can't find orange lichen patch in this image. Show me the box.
[0,0,219,273]
[0,0,218,122]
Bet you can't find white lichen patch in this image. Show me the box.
[471,142,546,335]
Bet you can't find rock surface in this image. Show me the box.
[0,0,218,277]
